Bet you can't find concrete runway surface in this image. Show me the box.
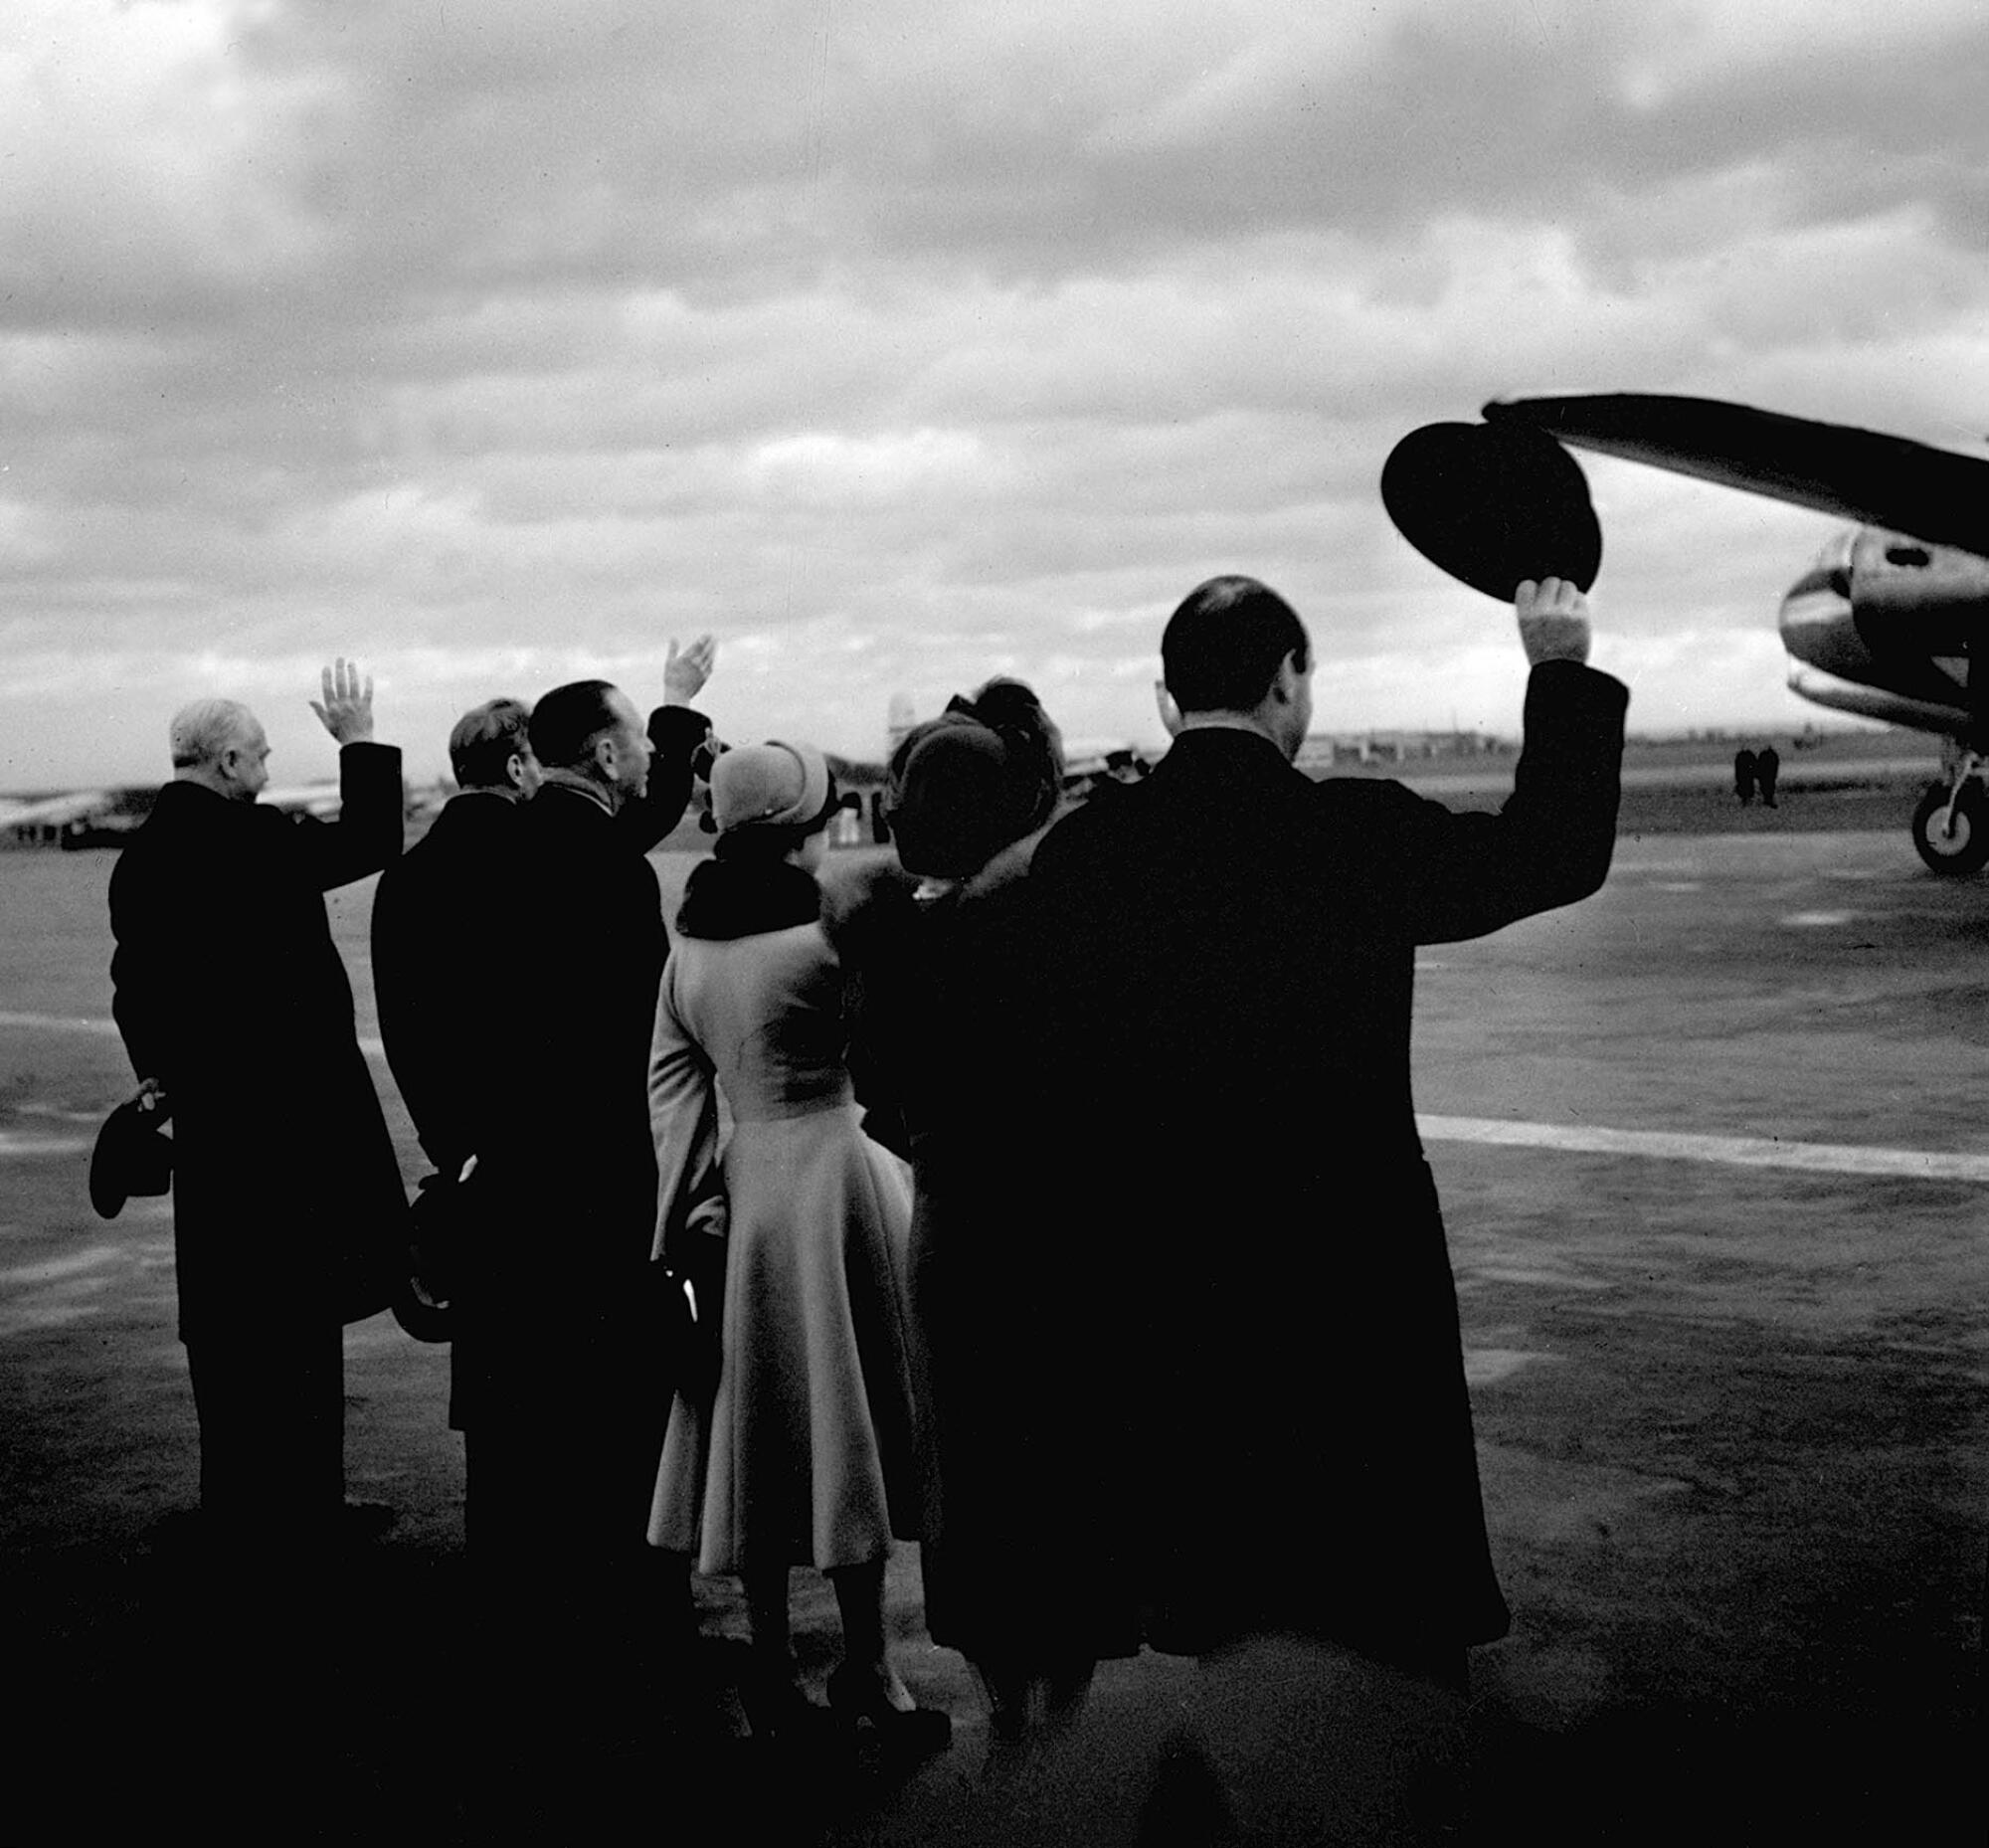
[1,825,1981,1843]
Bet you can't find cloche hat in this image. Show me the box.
[709,740,833,833]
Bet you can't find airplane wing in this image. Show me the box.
[258,783,343,818]
[1483,394,1989,560]
[0,790,114,829]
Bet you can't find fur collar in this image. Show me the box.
[675,856,822,941]
[819,815,1062,959]
[956,816,1057,900]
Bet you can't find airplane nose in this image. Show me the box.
[1777,566,1862,677]
[1779,573,1851,628]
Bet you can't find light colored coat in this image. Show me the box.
[647,918,919,1572]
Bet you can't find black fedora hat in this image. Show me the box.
[1381,420,1602,602]
[388,1175,463,1343]
[390,1278,455,1345]
[89,1094,174,1220]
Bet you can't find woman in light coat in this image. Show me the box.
[647,740,947,1751]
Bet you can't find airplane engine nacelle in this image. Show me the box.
[1843,528,1989,649]
[1778,527,1983,725]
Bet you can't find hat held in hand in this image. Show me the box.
[1381,420,1602,602]
[89,1091,173,1220]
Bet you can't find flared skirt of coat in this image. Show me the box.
[648,1104,920,1573]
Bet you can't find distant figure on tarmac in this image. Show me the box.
[1734,746,1757,805]
[1024,575,1626,1718]
[1755,744,1780,808]
[106,661,406,1561]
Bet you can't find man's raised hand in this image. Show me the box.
[664,635,717,706]
[309,658,376,744]
[1516,578,1591,667]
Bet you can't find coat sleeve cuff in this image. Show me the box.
[1525,657,1628,721]
[647,705,712,760]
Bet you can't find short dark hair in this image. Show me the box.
[528,679,624,770]
[449,697,533,790]
[1161,576,1310,713]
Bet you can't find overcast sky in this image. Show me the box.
[5,0,1986,789]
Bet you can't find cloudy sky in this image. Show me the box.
[5,0,1986,789]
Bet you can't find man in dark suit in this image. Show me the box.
[371,645,712,1404]
[367,658,719,1819]
[436,678,691,1747]
[371,639,714,1199]
[106,660,406,1559]
[371,695,538,1202]
[1028,574,1626,1696]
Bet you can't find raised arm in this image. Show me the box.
[619,635,719,852]
[1379,579,1628,944]
[301,658,404,888]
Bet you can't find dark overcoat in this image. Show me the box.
[106,743,408,1344]
[369,709,706,1441]
[831,832,1138,1662]
[451,778,671,1542]
[1025,658,1628,1659]
[370,703,709,1183]
[370,788,517,1183]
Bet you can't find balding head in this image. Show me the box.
[169,698,271,802]
[170,699,256,769]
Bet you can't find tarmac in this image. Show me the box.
[2,816,1982,1843]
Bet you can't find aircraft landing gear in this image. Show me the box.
[1911,765,1989,875]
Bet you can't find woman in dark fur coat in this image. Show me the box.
[828,680,1129,1760]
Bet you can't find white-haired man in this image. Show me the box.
[107,661,407,1562]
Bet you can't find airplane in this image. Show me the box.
[3,781,351,848]
[883,694,1150,796]
[0,790,116,836]
[1476,393,1989,874]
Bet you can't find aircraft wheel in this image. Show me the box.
[1911,781,1989,875]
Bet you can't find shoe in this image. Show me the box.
[825,1664,952,1756]
[739,1664,827,1746]
[340,1501,396,1546]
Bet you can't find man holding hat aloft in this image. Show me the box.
[1023,573,1624,1704]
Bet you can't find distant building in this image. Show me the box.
[1296,730,1507,773]
[885,692,920,761]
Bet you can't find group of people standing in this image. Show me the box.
[104,572,1626,1809]
[1733,744,1781,806]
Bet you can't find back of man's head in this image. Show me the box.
[1161,576,1311,714]
[168,697,257,770]
[449,697,533,790]
[528,680,624,771]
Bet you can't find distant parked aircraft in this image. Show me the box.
[3,781,347,848]
[882,694,1149,795]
